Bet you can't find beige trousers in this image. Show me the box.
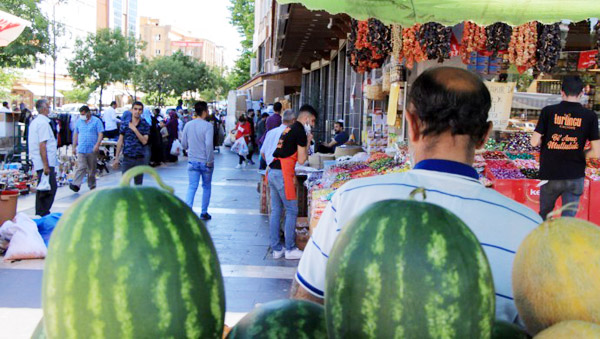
[73,152,98,188]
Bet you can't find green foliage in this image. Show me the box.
[136,52,213,106]
[202,67,232,101]
[0,0,51,68]
[61,87,92,104]
[68,28,141,107]
[0,69,19,100]
[228,0,255,89]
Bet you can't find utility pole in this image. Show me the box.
[52,2,57,113]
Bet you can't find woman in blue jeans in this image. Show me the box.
[181,101,215,221]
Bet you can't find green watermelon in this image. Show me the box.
[492,320,531,339]
[42,166,225,338]
[31,318,45,339]
[228,299,327,338]
[326,198,495,338]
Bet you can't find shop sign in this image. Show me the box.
[485,82,516,130]
[577,50,598,69]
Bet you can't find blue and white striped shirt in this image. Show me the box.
[296,159,542,322]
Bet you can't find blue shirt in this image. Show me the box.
[297,159,542,322]
[75,116,104,154]
[333,131,350,149]
[120,119,150,158]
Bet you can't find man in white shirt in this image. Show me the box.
[103,101,120,139]
[293,67,542,323]
[260,109,295,166]
[28,99,58,216]
[0,102,11,113]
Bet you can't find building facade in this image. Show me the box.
[96,0,138,37]
[139,17,225,69]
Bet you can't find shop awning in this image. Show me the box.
[278,0,600,26]
[0,10,31,47]
[22,84,64,98]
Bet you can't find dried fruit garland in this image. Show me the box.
[347,18,391,74]
[508,22,538,72]
[535,23,561,73]
[595,22,600,68]
[486,23,513,57]
[391,24,403,62]
[402,24,427,69]
[418,22,453,62]
[460,21,487,63]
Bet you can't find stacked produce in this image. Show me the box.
[535,23,561,73]
[418,22,453,62]
[401,24,427,69]
[460,21,487,63]
[508,22,538,71]
[486,22,513,57]
[347,19,391,73]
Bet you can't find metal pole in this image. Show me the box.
[52,3,56,112]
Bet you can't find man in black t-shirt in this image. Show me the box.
[532,76,600,219]
[268,105,317,260]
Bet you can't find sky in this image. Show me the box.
[139,0,245,68]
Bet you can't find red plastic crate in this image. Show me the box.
[588,180,600,226]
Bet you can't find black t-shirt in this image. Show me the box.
[535,101,600,180]
[270,121,308,169]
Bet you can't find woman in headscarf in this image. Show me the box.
[149,108,165,166]
[165,109,179,162]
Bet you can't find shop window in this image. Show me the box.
[155,34,161,41]
[155,49,161,56]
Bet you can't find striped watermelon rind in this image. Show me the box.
[325,199,495,338]
[228,299,327,339]
[42,166,225,338]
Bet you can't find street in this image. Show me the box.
[0,148,297,338]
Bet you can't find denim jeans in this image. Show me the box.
[122,156,146,185]
[185,161,213,214]
[268,169,298,251]
[540,177,585,220]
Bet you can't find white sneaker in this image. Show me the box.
[285,248,304,260]
[273,248,285,259]
[235,164,242,169]
[242,162,247,169]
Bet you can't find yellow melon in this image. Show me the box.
[534,320,600,339]
[513,217,600,335]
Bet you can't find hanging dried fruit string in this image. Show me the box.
[508,22,538,72]
[418,22,453,63]
[595,21,600,68]
[402,24,427,69]
[347,18,391,74]
[391,24,403,63]
[535,23,561,73]
[486,22,513,57]
[460,21,487,64]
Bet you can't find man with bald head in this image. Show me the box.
[294,67,541,323]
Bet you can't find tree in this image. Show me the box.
[201,67,232,102]
[228,0,255,89]
[68,28,140,111]
[61,87,92,104]
[0,69,19,101]
[0,0,51,68]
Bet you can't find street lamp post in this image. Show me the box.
[52,2,56,112]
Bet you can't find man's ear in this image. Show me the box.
[476,121,493,149]
[405,111,421,143]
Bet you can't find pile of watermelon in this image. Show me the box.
[37,166,600,338]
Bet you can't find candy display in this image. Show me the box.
[418,22,453,62]
[535,23,561,73]
[483,151,508,160]
[485,137,506,151]
[460,22,487,64]
[504,132,540,153]
[508,22,538,71]
[485,22,513,57]
[347,19,391,73]
[486,160,526,179]
[401,24,427,69]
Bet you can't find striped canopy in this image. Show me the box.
[277,0,600,26]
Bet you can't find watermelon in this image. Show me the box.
[492,321,531,339]
[42,166,225,338]
[326,198,495,338]
[513,217,600,335]
[228,299,327,338]
[31,318,46,339]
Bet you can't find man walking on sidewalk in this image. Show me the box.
[182,101,214,221]
[28,99,58,216]
[70,105,104,192]
[103,101,120,140]
[532,76,600,219]
[269,105,317,260]
[113,101,150,185]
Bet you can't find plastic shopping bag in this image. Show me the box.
[170,139,182,156]
[37,173,51,191]
[231,137,249,156]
